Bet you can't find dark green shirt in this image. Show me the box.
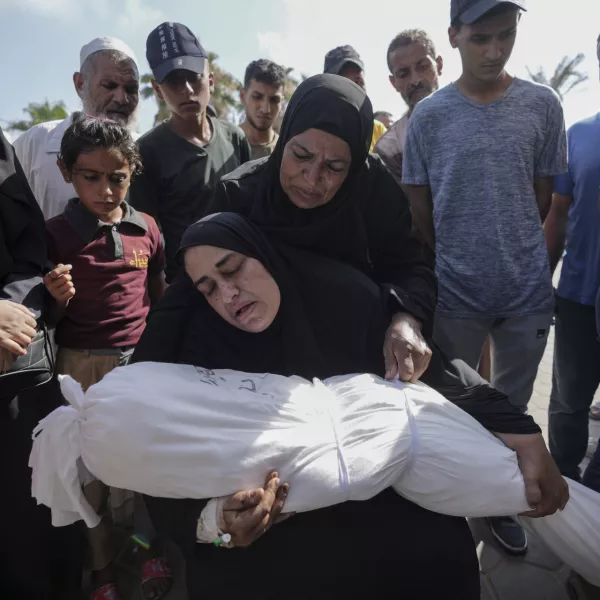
[130,118,251,282]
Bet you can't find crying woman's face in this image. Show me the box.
[185,245,281,333]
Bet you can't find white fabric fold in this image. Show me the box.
[29,376,100,528]
[29,363,600,585]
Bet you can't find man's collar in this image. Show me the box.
[63,197,148,244]
[46,115,75,153]
[164,114,215,150]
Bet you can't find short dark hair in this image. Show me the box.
[451,3,521,30]
[374,111,393,121]
[58,113,142,176]
[243,59,286,90]
[387,29,437,73]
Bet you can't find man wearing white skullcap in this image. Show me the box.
[14,37,140,219]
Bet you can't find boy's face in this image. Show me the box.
[153,66,214,119]
[449,8,519,83]
[59,148,132,221]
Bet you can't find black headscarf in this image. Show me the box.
[133,212,387,379]
[247,74,376,262]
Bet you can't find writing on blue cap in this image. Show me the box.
[157,23,180,60]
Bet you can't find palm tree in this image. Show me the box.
[8,100,68,131]
[527,54,588,100]
[208,52,242,122]
[141,73,170,126]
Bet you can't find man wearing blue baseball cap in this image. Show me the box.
[129,22,251,283]
[403,0,568,556]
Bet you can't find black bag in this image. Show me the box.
[0,321,56,398]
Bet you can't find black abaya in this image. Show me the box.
[136,214,484,599]
[0,127,82,599]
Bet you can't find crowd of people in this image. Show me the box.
[1,0,599,598]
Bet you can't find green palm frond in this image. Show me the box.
[8,100,69,131]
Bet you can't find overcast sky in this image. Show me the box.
[1,0,599,141]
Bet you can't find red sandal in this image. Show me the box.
[141,556,172,592]
[90,583,121,600]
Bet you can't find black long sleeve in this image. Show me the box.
[0,128,47,317]
[144,495,207,558]
[362,157,437,333]
[421,341,541,435]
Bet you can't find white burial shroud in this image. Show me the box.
[30,362,600,586]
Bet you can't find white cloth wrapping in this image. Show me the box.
[30,362,600,585]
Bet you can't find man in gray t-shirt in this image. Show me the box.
[403,0,567,556]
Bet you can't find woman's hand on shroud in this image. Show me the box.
[384,312,432,382]
[220,471,291,547]
[495,432,570,517]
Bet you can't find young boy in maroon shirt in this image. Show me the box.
[43,115,171,600]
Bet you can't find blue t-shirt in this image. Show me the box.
[554,114,600,307]
[403,78,567,318]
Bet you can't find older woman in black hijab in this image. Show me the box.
[138,212,483,599]
[208,74,435,383]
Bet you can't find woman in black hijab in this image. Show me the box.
[138,212,388,379]
[208,74,436,381]
[138,212,482,600]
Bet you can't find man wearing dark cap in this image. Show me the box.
[403,0,567,556]
[324,45,387,151]
[130,22,251,283]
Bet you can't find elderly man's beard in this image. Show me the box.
[81,85,140,131]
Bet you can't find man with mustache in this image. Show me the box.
[14,37,140,219]
[129,23,251,283]
[402,0,567,556]
[374,29,443,187]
